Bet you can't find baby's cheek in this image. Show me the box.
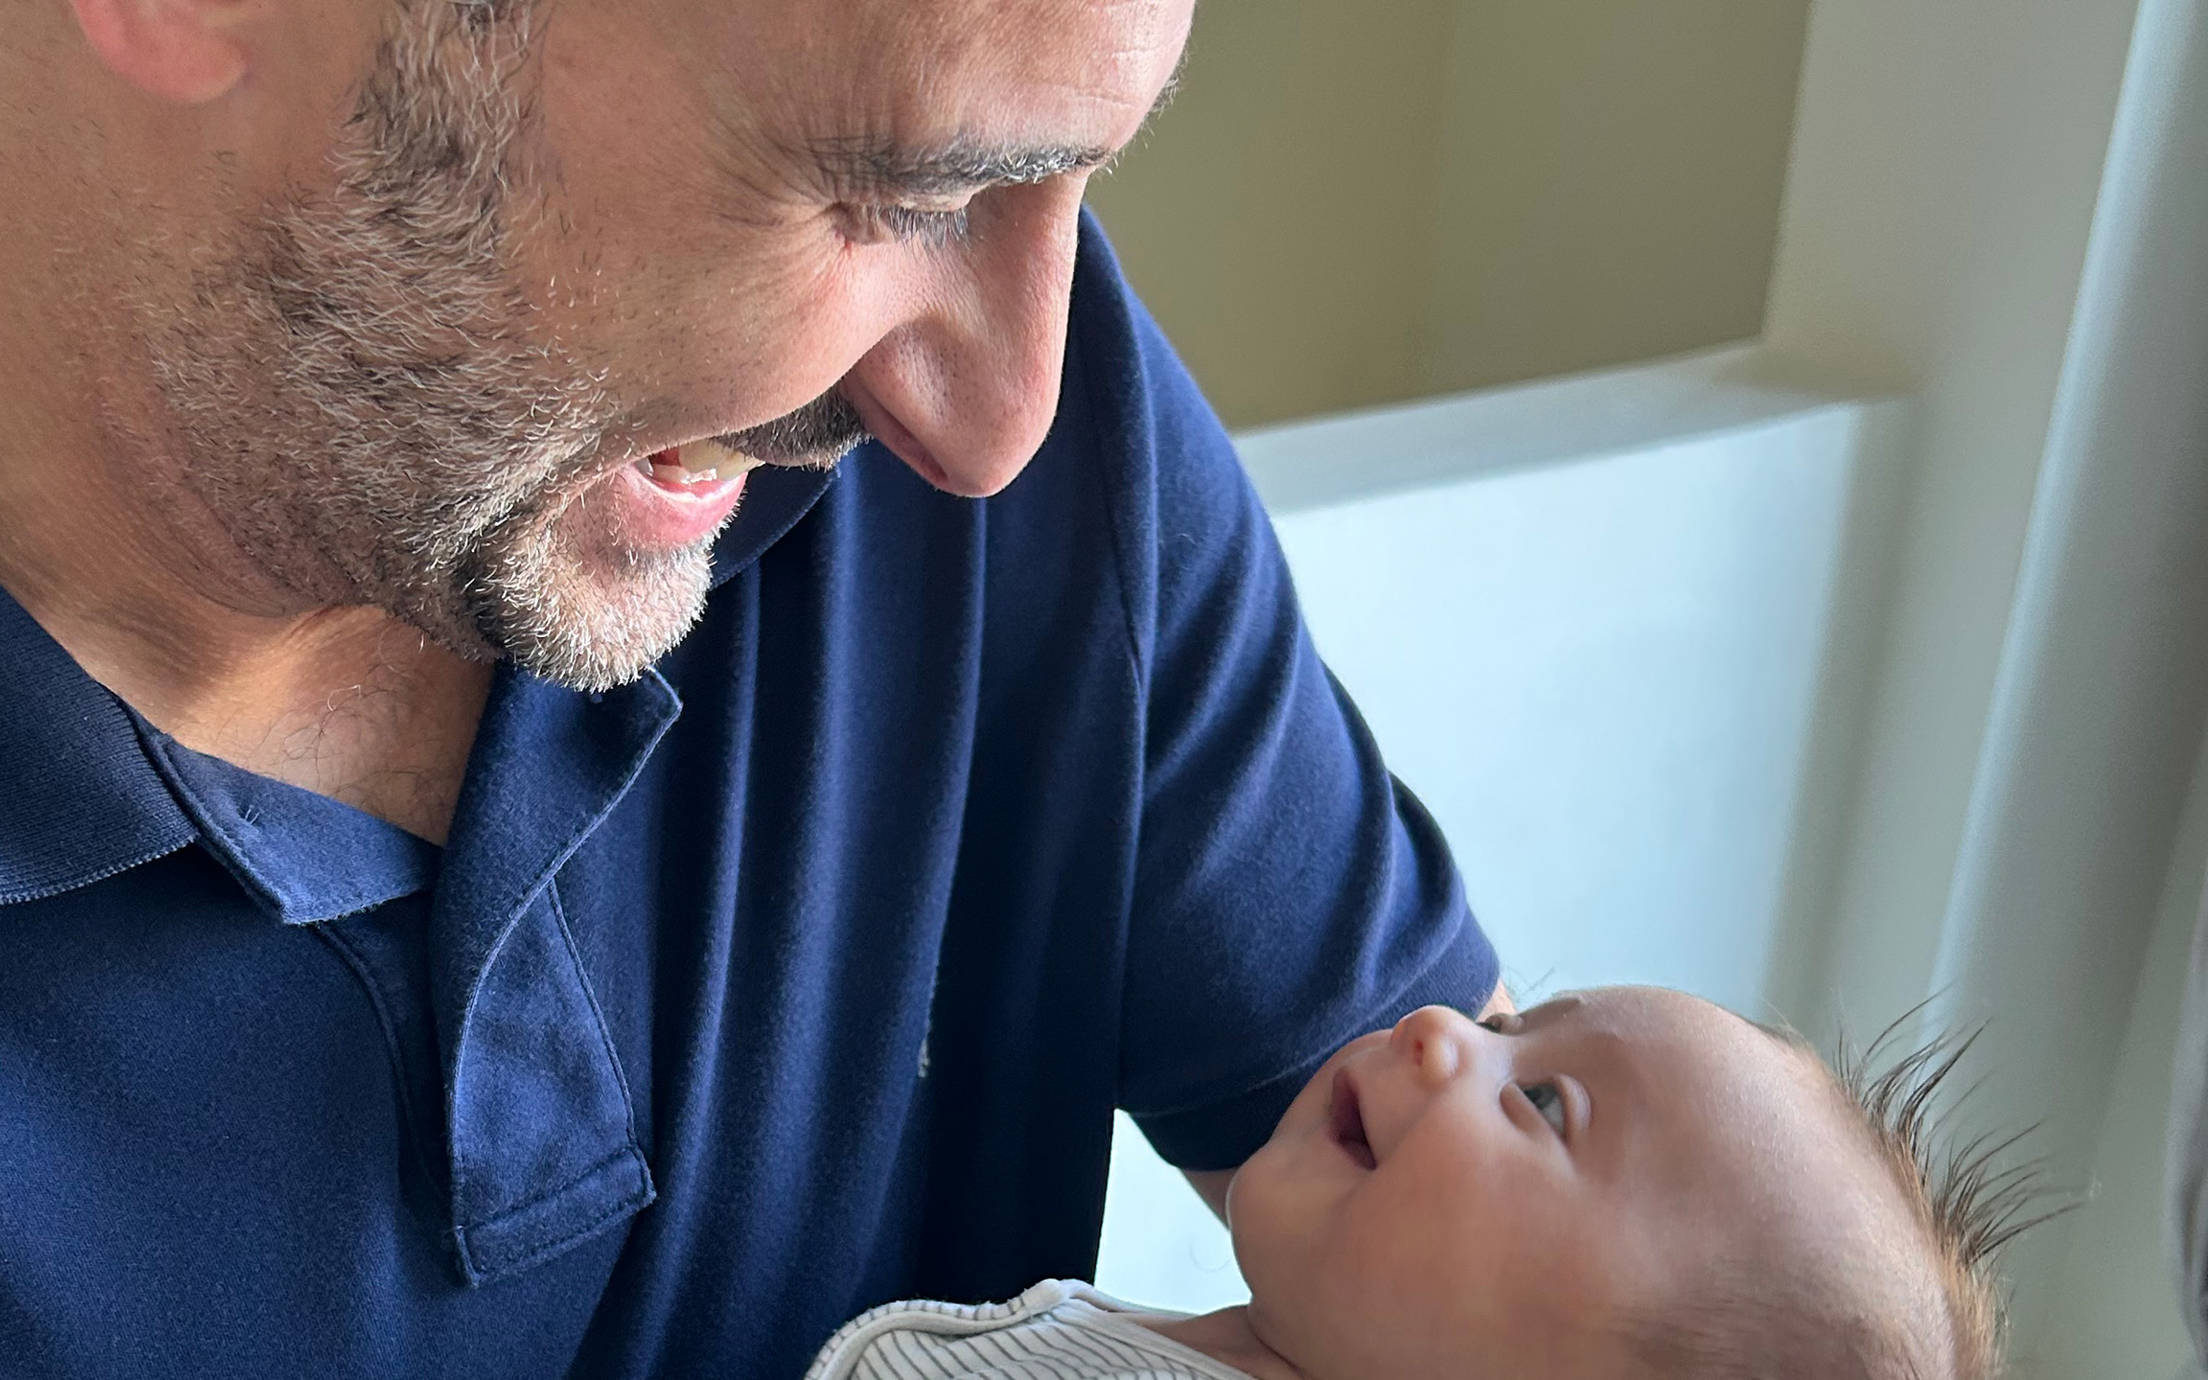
[1238,1207,1384,1375]
[1232,1155,1363,1325]
[1268,1206,1476,1377]
[1225,1149,1299,1283]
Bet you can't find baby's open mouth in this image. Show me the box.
[1328,1070,1376,1170]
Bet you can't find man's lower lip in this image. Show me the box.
[609,460,748,546]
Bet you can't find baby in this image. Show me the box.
[803,986,2033,1380]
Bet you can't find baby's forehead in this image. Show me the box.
[1551,988,1865,1159]
[1496,988,1864,1168]
[1535,984,1768,1045]
[1524,991,1942,1348]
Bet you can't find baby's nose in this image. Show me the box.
[1389,1006,1463,1085]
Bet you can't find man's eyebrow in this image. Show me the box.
[809,72,1185,199]
[809,137,1117,198]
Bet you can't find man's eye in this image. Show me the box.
[1522,1081,1568,1135]
[847,203,972,248]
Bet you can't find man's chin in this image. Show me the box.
[452,523,718,694]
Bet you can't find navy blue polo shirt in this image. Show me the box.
[0,216,1495,1378]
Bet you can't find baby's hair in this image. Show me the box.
[1619,1010,2064,1380]
[1827,1013,2068,1378]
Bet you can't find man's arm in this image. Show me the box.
[1177,979,1513,1223]
[1083,208,1503,1235]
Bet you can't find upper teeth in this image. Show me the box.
[636,438,770,484]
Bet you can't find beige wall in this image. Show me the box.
[1086,0,1810,429]
[1084,0,1460,428]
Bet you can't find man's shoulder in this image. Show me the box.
[1058,208,1238,497]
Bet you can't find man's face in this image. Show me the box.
[136,0,1190,690]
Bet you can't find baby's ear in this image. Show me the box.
[68,0,259,104]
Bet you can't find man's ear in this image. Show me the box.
[68,0,255,105]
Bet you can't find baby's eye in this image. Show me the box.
[1522,1081,1568,1135]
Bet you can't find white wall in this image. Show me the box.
[1758,0,2155,1057]
[2032,725,2206,1380]
[1260,368,1904,1017]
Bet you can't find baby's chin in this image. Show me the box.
[1239,1290,1602,1380]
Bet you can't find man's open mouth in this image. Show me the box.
[632,438,769,490]
[1328,1069,1376,1170]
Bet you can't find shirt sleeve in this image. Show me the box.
[1072,214,1501,1172]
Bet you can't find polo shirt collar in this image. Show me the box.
[0,589,196,906]
[709,456,841,590]
[425,659,682,1283]
[134,722,444,923]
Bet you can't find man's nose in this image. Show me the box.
[845,184,1083,499]
[1389,1005,1465,1086]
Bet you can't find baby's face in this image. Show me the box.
[1226,987,1905,1379]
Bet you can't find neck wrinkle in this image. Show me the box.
[1136,1304,1313,1380]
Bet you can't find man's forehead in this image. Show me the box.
[819,0,1188,68]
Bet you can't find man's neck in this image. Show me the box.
[1134,1305,1310,1380]
[17,576,495,845]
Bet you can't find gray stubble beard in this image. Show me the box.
[139,0,715,694]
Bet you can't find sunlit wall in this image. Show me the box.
[1086,0,1810,428]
